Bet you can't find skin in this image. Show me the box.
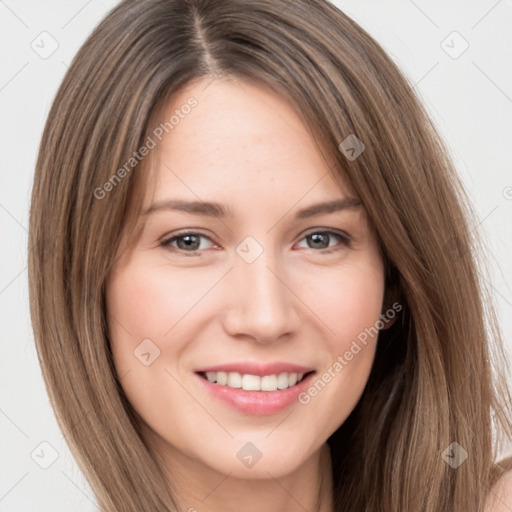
[106,76,387,512]
[485,463,512,511]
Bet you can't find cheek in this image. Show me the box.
[309,258,385,344]
[294,262,384,435]
[304,258,384,397]
[105,260,177,381]
[106,260,211,352]
[340,270,383,337]
[105,261,191,426]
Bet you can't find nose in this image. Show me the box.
[222,249,300,344]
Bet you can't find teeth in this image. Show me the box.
[204,371,307,391]
[261,374,277,391]
[242,374,260,391]
[216,371,228,386]
[227,372,242,388]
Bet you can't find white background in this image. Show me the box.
[1,0,511,510]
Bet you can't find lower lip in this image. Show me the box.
[195,372,316,415]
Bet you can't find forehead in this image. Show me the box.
[144,77,354,209]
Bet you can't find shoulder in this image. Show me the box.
[485,458,512,511]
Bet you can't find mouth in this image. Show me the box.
[196,370,316,392]
[194,369,317,415]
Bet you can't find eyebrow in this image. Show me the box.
[141,196,362,219]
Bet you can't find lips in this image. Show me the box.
[194,369,317,415]
[193,361,317,415]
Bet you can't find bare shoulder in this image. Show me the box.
[485,464,512,511]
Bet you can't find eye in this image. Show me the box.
[296,230,350,252]
[160,231,215,255]
[160,229,350,256]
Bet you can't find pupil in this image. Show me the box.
[310,233,328,249]
[178,235,199,250]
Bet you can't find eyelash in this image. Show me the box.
[160,229,351,257]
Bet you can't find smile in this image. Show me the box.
[195,370,317,415]
[199,371,311,391]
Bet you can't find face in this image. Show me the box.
[106,76,385,481]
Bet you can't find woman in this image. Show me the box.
[28,0,512,510]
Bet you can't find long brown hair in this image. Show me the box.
[28,0,512,510]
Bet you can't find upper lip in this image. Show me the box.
[194,361,315,377]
